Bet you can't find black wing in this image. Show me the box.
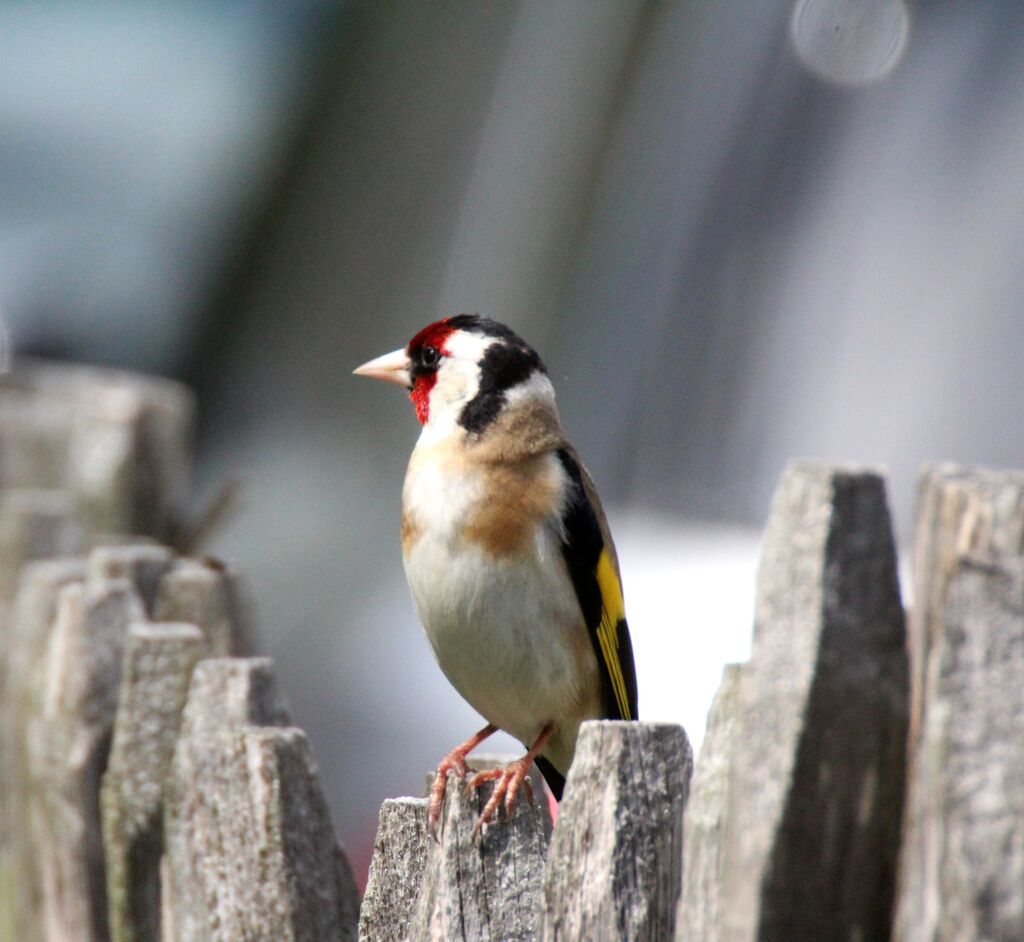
[556,447,639,724]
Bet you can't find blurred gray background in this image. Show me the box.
[3,0,1023,881]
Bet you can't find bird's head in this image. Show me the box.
[354,315,556,441]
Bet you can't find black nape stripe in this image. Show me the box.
[458,340,546,435]
[446,314,524,345]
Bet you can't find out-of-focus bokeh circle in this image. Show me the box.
[791,0,910,85]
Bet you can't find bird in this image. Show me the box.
[354,315,638,833]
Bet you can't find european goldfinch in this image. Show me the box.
[354,316,638,831]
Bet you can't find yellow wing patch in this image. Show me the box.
[594,548,632,720]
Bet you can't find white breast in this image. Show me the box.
[401,443,600,771]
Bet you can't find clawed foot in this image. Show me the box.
[427,723,497,840]
[466,759,535,835]
[427,722,554,839]
[427,751,470,839]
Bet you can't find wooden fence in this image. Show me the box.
[0,361,1022,940]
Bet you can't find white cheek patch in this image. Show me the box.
[443,331,496,374]
[419,332,498,443]
[433,359,477,409]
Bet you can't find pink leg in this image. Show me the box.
[427,723,497,838]
[466,723,556,834]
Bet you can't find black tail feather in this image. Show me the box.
[534,755,565,801]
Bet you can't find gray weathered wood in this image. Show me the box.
[63,376,190,542]
[153,558,251,656]
[540,720,692,942]
[704,462,909,942]
[0,360,194,542]
[26,578,146,942]
[0,367,193,942]
[87,545,174,615]
[164,658,358,942]
[677,663,743,942]
[358,798,431,942]
[906,464,1024,746]
[410,767,550,942]
[459,752,555,838]
[0,490,84,941]
[2,559,87,942]
[894,556,1024,940]
[6,560,88,697]
[101,623,207,942]
[361,753,553,942]
[0,489,82,600]
[0,491,82,851]
[0,393,75,492]
[894,464,1024,941]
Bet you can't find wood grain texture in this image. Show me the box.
[540,720,692,942]
[2,559,87,942]
[705,462,909,942]
[0,498,84,942]
[895,557,1024,941]
[358,798,431,942]
[895,464,1024,941]
[27,579,146,942]
[0,361,191,942]
[906,464,1024,751]
[100,623,206,942]
[677,663,743,942]
[409,769,550,942]
[163,658,358,942]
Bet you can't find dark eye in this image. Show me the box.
[422,346,440,369]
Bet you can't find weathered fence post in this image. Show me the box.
[0,361,194,542]
[540,720,692,942]
[360,754,552,942]
[894,466,1024,940]
[101,623,207,942]
[0,492,84,941]
[411,770,549,942]
[27,578,146,942]
[0,490,81,599]
[163,658,359,942]
[153,558,252,656]
[904,464,1024,748]
[676,663,742,940]
[678,462,909,941]
[3,558,87,942]
[86,546,175,616]
[0,363,365,942]
[0,360,193,942]
[358,798,431,942]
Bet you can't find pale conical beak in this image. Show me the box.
[353,347,411,387]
